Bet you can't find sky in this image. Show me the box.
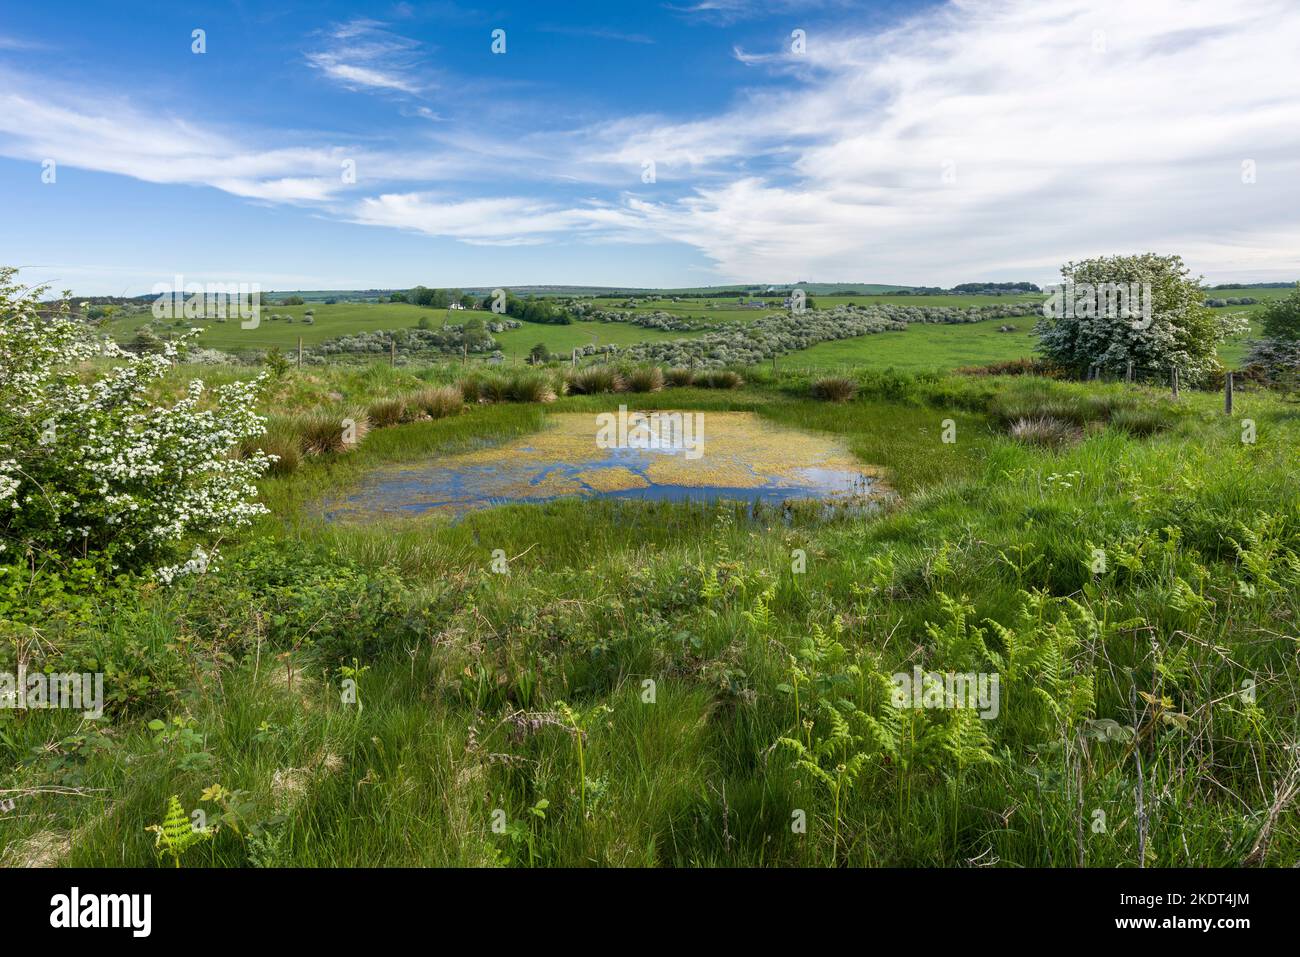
[1,0,1297,294]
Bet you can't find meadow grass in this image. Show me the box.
[3,362,1297,868]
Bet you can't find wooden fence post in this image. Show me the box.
[297,337,303,369]
[390,337,396,366]
[1224,371,1233,415]
[1170,366,1179,398]
[1125,360,1133,384]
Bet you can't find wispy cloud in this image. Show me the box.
[0,33,50,51]
[665,0,855,27]
[305,19,428,95]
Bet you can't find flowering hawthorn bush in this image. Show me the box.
[1034,254,1246,384]
[0,267,272,578]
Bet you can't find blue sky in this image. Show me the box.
[2,0,1298,294]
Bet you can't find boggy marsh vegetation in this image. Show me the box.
[3,363,1298,867]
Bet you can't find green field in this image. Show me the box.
[107,287,1277,372]
[785,317,1038,373]
[493,319,704,358]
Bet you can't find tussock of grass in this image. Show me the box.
[810,375,858,402]
[367,396,409,429]
[506,371,558,403]
[665,367,695,387]
[1008,415,1075,447]
[293,408,369,454]
[567,366,626,394]
[478,375,512,404]
[625,366,665,393]
[695,369,743,389]
[408,385,465,419]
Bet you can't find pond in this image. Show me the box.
[322,409,884,521]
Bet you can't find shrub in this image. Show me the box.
[665,367,695,387]
[0,267,271,576]
[408,386,464,419]
[810,376,857,402]
[625,366,665,393]
[367,397,409,428]
[1008,416,1074,447]
[263,347,291,378]
[1244,338,1300,390]
[1034,253,1245,384]
[567,366,625,394]
[1259,284,1300,341]
[189,538,422,666]
[133,326,165,354]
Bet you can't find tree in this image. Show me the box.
[529,342,549,364]
[409,286,451,309]
[1034,253,1245,383]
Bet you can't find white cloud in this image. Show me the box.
[304,20,427,95]
[606,0,1300,282]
